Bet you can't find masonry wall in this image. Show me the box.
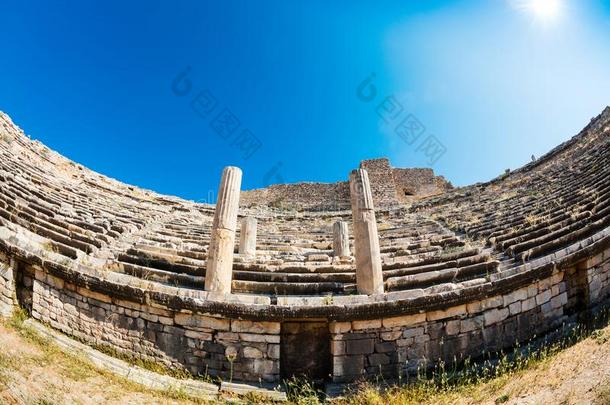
[240,182,350,211]
[329,249,610,382]
[359,158,399,207]
[30,267,280,383]
[392,168,452,203]
[0,251,14,316]
[1,247,607,384]
[240,158,452,210]
[587,251,610,305]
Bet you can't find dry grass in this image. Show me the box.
[325,320,610,405]
[0,310,212,405]
[0,310,609,404]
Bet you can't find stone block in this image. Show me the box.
[368,353,390,366]
[522,297,536,311]
[503,288,528,306]
[509,301,522,316]
[238,333,280,344]
[76,287,112,304]
[331,340,345,355]
[551,271,564,284]
[460,316,484,333]
[427,305,467,322]
[403,326,425,339]
[396,337,414,347]
[380,330,402,341]
[527,285,538,298]
[352,319,382,330]
[184,330,213,340]
[481,296,503,310]
[538,278,553,290]
[46,274,64,290]
[535,290,552,306]
[587,253,603,268]
[158,316,173,326]
[114,299,143,311]
[251,359,277,375]
[374,342,395,353]
[445,320,460,335]
[225,346,239,358]
[140,312,158,323]
[346,338,374,355]
[333,355,364,377]
[382,313,426,328]
[329,321,352,334]
[466,300,482,314]
[267,344,280,359]
[243,347,264,359]
[414,334,430,344]
[541,301,553,314]
[484,308,509,326]
[175,313,230,331]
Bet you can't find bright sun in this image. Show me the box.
[513,0,564,24]
[530,0,562,19]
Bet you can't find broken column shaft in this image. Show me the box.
[239,216,257,257]
[205,166,242,293]
[333,221,350,257]
[349,168,384,295]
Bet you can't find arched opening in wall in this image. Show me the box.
[563,263,590,320]
[403,187,416,197]
[14,261,34,315]
[280,321,331,383]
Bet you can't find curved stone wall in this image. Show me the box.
[1,222,608,383]
[0,108,609,385]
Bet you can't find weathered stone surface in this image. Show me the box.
[333,221,351,257]
[349,168,384,295]
[239,216,257,257]
[231,320,280,335]
[382,313,426,328]
[243,347,264,359]
[352,319,382,330]
[484,308,509,326]
[333,355,365,377]
[174,313,230,331]
[535,290,552,306]
[427,305,467,322]
[0,108,609,386]
[346,339,374,355]
[205,166,242,293]
[329,321,352,334]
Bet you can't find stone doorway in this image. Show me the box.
[280,321,331,382]
[564,263,590,319]
[14,261,34,315]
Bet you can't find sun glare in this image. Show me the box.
[531,0,562,19]
[512,0,565,25]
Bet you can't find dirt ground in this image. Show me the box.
[475,326,610,405]
[0,319,609,405]
[0,321,208,405]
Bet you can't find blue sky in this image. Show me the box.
[1,0,609,202]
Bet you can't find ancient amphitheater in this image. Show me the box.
[0,108,608,395]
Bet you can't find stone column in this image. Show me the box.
[239,216,257,257]
[333,221,350,257]
[205,166,242,293]
[349,169,384,295]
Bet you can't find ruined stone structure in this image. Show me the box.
[349,169,384,295]
[0,107,609,390]
[240,158,452,211]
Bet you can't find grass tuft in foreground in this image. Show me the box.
[282,309,610,405]
[1,307,608,404]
